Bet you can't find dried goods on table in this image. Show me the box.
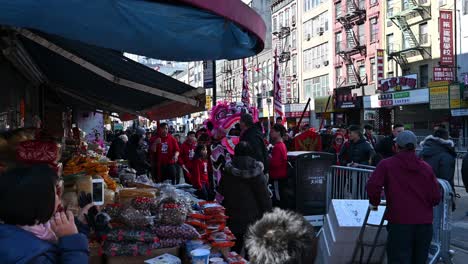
[153,224,200,240]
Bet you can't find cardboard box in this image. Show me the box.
[106,247,180,264]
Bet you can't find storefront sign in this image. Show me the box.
[433,67,454,81]
[429,86,450,109]
[376,49,384,91]
[440,10,454,66]
[314,96,334,113]
[205,95,212,110]
[285,111,310,118]
[451,109,468,116]
[364,89,429,109]
[378,74,418,93]
[450,84,468,108]
[334,88,362,109]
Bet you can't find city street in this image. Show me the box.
[451,187,468,263]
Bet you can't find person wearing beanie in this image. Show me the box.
[245,208,317,264]
[339,125,375,166]
[367,130,441,264]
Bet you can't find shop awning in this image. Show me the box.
[0,0,266,61]
[16,30,205,120]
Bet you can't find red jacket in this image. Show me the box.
[153,134,180,166]
[269,141,288,180]
[179,140,196,167]
[367,150,441,224]
[191,158,209,189]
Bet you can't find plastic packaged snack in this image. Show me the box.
[159,238,185,248]
[121,208,155,228]
[105,228,160,244]
[158,197,187,226]
[102,203,123,219]
[102,241,153,257]
[131,197,154,211]
[153,224,200,240]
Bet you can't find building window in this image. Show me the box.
[419,23,428,45]
[386,34,394,53]
[273,16,277,33]
[403,0,410,10]
[304,0,329,13]
[420,64,429,88]
[359,65,366,82]
[370,0,378,5]
[291,4,297,25]
[268,60,273,81]
[292,55,297,74]
[335,32,343,52]
[292,30,296,49]
[279,12,283,28]
[358,24,366,45]
[304,19,312,40]
[402,32,410,49]
[336,2,342,18]
[285,9,290,27]
[370,17,378,43]
[336,67,343,86]
[464,0,468,14]
[370,57,376,82]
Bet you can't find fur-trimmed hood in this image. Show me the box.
[419,135,456,158]
[224,156,264,179]
[245,209,317,264]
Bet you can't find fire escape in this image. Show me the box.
[337,0,366,88]
[388,0,431,70]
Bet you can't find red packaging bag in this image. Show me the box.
[16,140,61,164]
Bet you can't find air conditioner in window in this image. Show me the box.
[323,60,329,66]
[315,64,321,68]
[307,34,311,41]
[317,27,325,36]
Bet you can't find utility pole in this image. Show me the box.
[212,60,217,107]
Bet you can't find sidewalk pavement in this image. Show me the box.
[450,187,468,263]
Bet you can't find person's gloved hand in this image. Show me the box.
[78,192,98,230]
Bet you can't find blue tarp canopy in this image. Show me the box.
[18,31,205,120]
[0,0,266,61]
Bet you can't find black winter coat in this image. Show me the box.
[461,153,468,192]
[125,143,150,175]
[375,135,395,159]
[419,135,456,189]
[219,156,272,236]
[339,138,375,165]
[107,138,127,160]
[240,126,268,171]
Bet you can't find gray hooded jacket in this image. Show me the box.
[419,135,456,188]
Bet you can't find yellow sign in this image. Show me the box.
[429,86,449,109]
[450,84,468,108]
[205,96,212,110]
[314,96,334,113]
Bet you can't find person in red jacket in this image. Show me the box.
[151,123,180,184]
[367,130,441,264]
[269,124,289,209]
[178,131,197,184]
[190,144,210,199]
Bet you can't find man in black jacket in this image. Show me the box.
[339,125,375,166]
[107,134,128,160]
[375,123,404,161]
[240,114,268,171]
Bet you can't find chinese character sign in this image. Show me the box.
[433,67,454,81]
[440,10,454,66]
[379,74,418,92]
[376,49,384,91]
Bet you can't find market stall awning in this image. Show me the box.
[17,30,205,120]
[0,0,266,61]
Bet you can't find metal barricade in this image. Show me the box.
[325,165,374,211]
[325,166,454,264]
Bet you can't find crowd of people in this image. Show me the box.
[3,115,468,264]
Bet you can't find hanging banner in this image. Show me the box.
[429,86,450,109]
[433,67,454,81]
[439,10,454,66]
[241,59,250,106]
[376,49,384,91]
[378,74,418,93]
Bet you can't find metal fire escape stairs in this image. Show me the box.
[337,0,366,88]
[388,0,431,71]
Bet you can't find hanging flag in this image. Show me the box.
[241,58,250,106]
[273,49,285,124]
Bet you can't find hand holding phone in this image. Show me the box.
[92,179,105,206]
